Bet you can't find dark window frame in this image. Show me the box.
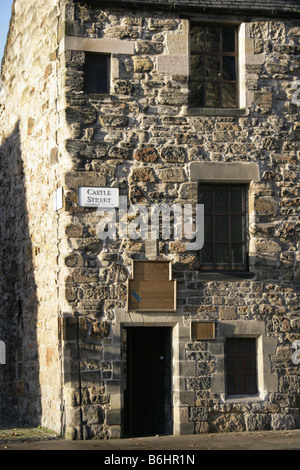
[84,52,110,95]
[225,338,258,395]
[199,183,248,272]
[189,24,239,108]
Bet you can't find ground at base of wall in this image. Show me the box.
[0,416,60,444]
[0,416,300,450]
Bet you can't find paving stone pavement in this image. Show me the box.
[0,417,300,451]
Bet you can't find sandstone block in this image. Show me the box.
[245,413,271,431]
[250,196,278,215]
[133,58,153,73]
[149,18,178,30]
[158,89,188,106]
[186,377,211,390]
[108,146,132,159]
[113,80,133,95]
[62,316,87,341]
[179,182,198,200]
[65,107,97,125]
[271,414,295,430]
[253,91,273,108]
[166,33,188,55]
[65,286,77,302]
[161,146,186,162]
[65,253,84,267]
[130,167,155,182]
[91,321,111,339]
[157,55,189,76]
[135,40,164,55]
[189,407,208,422]
[27,117,35,136]
[134,147,159,162]
[65,224,84,238]
[160,168,186,182]
[65,172,106,190]
[65,139,107,159]
[210,413,246,433]
[219,307,237,320]
[100,115,128,127]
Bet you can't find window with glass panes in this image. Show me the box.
[199,184,247,270]
[226,338,257,395]
[190,25,238,108]
[84,53,110,94]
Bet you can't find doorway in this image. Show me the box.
[123,327,172,437]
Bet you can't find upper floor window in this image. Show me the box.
[190,25,238,108]
[84,52,110,94]
[199,184,248,271]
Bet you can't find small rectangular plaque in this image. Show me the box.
[127,261,176,312]
[79,187,119,208]
[191,322,215,340]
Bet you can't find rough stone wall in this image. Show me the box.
[0,0,299,439]
[58,3,300,439]
[0,0,67,432]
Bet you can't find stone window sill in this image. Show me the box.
[186,107,249,117]
[222,394,265,403]
[87,93,110,100]
[197,271,256,281]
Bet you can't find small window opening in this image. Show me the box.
[199,184,248,271]
[226,338,257,395]
[190,24,238,108]
[84,53,110,94]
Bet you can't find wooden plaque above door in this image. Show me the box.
[127,260,176,312]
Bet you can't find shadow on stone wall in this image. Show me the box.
[0,121,41,425]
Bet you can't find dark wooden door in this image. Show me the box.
[124,327,172,437]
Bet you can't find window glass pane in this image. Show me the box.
[226,340,234,355]
[231,244,244,265]
[227,375,235,394]
[245,355,255,373]
[231,215,244,241]
[246,376,257,394]
[226,339,257,395]
[204,215,213,241]
[234,338,244,355]
[199,187,212,211]
[206,56,221,79]
[190,25,205,52]
[85,53,109,94]
[227,357,235,371]
[199,184,247,271]
[205,82,221,107]
[230,187,244,211]
[214,188,228,211]
[235,357,244,374]
[215,215,228,241]
[190,56,205,79]
[215,244,229,264]
[223,56,236,81]
[190,25,237,109]
[222,82,237,107]
[235,376,245,393]
[201,244,213,264]
[206,27,220,52]
[222,28,236,52]
[245,339,255,355]
[190,81,204,107]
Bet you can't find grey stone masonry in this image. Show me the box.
[0,0,299,439]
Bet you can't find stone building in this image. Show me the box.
[0,0,299,439]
